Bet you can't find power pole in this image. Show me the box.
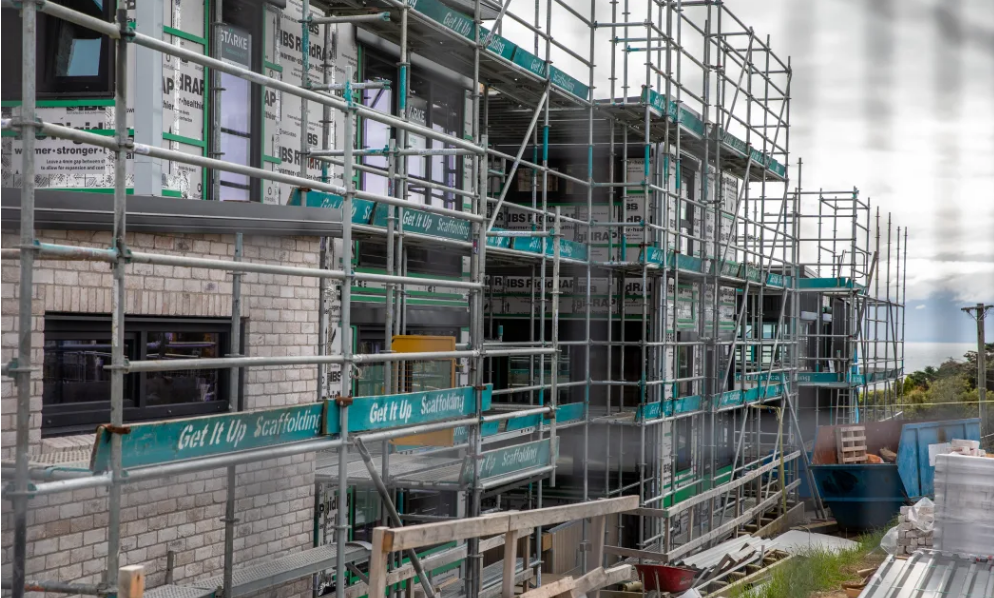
[961,303,991,439]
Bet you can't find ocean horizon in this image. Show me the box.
[902,341,977,374]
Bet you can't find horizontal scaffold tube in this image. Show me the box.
[480,406,553,422]
[120,347,554,373]
[0,579,109,596]
[127,29,483,154]
[25,242,482,290]
[20,119,482,224]
[26,437,346,497]
[35,0,481,154]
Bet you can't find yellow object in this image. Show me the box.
[390,335,457,447]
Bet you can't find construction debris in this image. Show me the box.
[879,498,934,557]
[765,530,857,555]
[835,426,869,464]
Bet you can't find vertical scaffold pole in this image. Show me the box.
[336,67,356,598]
[11,1,38,596]
[395,3,409,340]
[317,16,332,409]
[106,6,130,591]
[223,233,243,598]
[467,0,485,594]
[582,0,595,571]
[301,0,311,204]
[550,207,561,488]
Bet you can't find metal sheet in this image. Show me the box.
[144,586,215,598]
[766,530,857,555]
[858,553,994,598]
[676,537,764,569]
[191,543,369,597]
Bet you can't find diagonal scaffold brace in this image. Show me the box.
[353,437,438,598]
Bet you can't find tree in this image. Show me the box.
[899,345,993,451]
[905,369,931,390]
[961,342,994,390]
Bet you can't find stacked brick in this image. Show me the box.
[894,503,934,556]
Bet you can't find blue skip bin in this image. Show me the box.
[809,418,980,531]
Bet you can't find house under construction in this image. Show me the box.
[1,0,907,598]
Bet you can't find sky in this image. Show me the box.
[492,0,994,342]
[726,0,994,342]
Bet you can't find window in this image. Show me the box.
[2,0,116,100]
[677,339,694,397]
[714,413,734,470]
[362,54,396,199]
[360,50,465,208]
[350,488,383,544]
[675,417,693,473]
[42,315,235,436]
[216,0,264,201]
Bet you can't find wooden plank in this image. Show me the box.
[602,545,662,561]
[118,566,145,598]
[480,534,507,553]
[388,497,637,554]
[368,528,390,598]
[588,516,606,572]
[384,544,469,586]
[388,512,512,552]
[510,497,639,533]
[835,426,867,464]
[503,530,520,598]
[519,577,576,598]
[571,565,635,598]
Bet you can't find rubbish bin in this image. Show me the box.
[808,418,980,531]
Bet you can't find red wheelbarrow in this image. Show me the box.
[633,563,699,594]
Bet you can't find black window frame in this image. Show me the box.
[42,314,241,436]
[1,0,117,101]
[359,49,465,210]
[213,0,266,202]
[714,412,735,471]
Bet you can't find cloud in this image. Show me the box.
[492,0,994,315]
[904,258,994,303]
[916,304,926,309]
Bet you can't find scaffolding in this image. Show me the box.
[792,182,907,435]
[1,0,908,598]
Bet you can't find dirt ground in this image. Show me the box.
[809,552,888,598]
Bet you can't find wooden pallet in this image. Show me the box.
[835,425,868,464]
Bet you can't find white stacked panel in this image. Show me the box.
[933,453,994,556]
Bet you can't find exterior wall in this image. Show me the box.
[1,230,321,596]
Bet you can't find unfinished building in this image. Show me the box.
[1,0,906,597]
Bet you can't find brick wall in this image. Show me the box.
[1,230,323,597]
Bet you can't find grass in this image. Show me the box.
[730,530,886,598]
